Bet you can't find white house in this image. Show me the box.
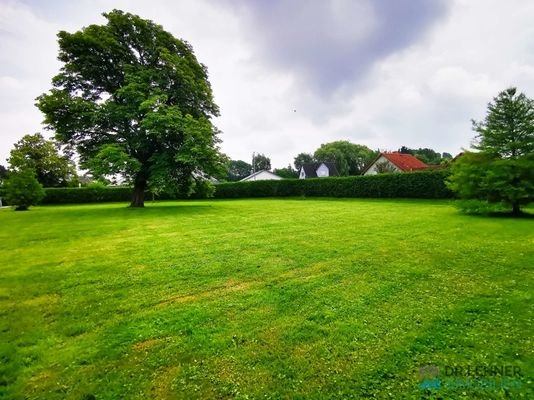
[299,162,339,179]
[240,170,283,182]
[362,153,429,175]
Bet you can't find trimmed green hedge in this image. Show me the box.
[213,170,453,199]
[41,187,133,204]
[0,170,452,205]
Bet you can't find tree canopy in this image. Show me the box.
[314,141,375,176]
[398,146,451,165]
[273,165,298,179]
[472,87,534,158]
[227,160,252,181]
[253,153,271,171]
[8,133,75,187]
[37,10,224,206]
[448,87,534,215]
[293,153,314,171]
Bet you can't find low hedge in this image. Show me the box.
[39,182,213,205]
[41,187,133,204]
[213,170,453,199]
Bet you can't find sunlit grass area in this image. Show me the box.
[0,199,532,399]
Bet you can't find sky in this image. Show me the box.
[1,0,534,169]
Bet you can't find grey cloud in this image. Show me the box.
[226,0,450,95]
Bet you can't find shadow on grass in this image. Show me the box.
[129,202,214,213]
[40,202,214,218]
[460,210,534,219]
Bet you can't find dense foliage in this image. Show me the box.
[7,133,75,187]
[293,152,314,171]
[273,165,298,178]
[214,170,452,199]
[36,10,224,207]
[226,160,252,181]
[448,88,534,214]
[0,165,6,185]
[4,170,452,205]
[314,141,376,175]
[40,181,214,204]
[252,153,271,171]
[398,146,452,165]
[3,169,45,210]
[42,187,132,204]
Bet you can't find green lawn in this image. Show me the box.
[0,199,532,399]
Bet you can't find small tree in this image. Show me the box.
[4,169,45,211]
[448,88,534,215]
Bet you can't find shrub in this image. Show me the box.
[213,170,453,199]
[453,199,510,215]
[4,169,45,210]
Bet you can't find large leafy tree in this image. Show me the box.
[314,141,375,175]
[8,133,75,187]
[37,10,224,207]
[448,88,534,215]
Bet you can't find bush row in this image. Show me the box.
[213,170,453,199]
[39,187,132,204]
[0,170,453,205]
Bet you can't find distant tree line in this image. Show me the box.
[222,141,456,181]
[398,146,452,165]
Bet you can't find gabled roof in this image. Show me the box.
[301,162,339,178]
[302,163,318,178]
[382,153,428,171]
[362,152,428,174]
[239,170,282,181]
[321,162,339,176]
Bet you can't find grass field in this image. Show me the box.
[0,199,532,399]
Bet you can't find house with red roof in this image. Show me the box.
[362,152,429,175]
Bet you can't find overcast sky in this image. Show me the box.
[1,0,534,169]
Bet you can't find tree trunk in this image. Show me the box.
[130,175,146,208]
[512,201,521,216]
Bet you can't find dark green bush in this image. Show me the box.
[3,169,45,210]
[214,170,453,199]
[40,181,214,205]
[42,187,133,204]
